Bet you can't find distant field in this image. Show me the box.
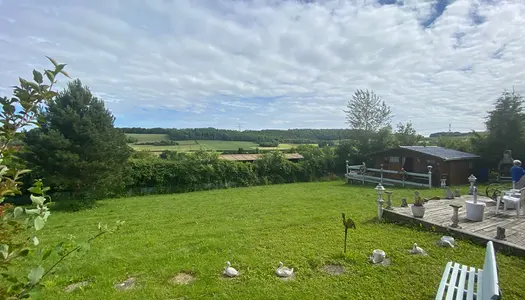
[125,134,317,152]
[126,133,170,142]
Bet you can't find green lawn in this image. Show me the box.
[34,182,525,299]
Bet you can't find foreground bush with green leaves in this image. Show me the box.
[0,58,121,299]
[32,181,525,299]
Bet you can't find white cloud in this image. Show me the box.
[1,0,524,134]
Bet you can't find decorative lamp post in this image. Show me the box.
[440,178,447,188]
[442,175,454,199]
[468,174,477,195]
[375,184,385,221]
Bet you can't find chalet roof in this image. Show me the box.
[219,153,304,161]
[373,146,480,161]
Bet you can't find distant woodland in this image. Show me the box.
[119,127,359,144]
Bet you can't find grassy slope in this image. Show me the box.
[35,182,525,299]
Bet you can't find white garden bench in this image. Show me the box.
[435,241,500,300]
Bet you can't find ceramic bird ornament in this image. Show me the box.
[275,262,294,278]
[224,261,239,277]
[341,213,357,254]
[409,243,426,255]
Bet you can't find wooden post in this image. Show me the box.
[427,166,433,189]
[362,162,366,185]
[345,160,349,184]
[380,164,384,185]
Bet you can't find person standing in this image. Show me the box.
[510,160,525,189]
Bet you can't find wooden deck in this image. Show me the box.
[383,195,525,256]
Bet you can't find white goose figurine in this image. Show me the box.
[410,243,425,255]
[224,261,239,277]
[275,262,294,278]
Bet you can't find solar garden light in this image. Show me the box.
[440,178,447,188]
[375,183,385,221]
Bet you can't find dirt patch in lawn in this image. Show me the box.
[170,272,196,285]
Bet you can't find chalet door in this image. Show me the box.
[403,157,414,172]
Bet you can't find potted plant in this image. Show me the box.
[411,193,425,218]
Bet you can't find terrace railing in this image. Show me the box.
[345,161,432,189]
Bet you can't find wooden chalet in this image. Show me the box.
[370,146,481,186]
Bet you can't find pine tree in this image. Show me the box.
[22,79,131,206]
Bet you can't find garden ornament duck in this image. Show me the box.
[224,261,239,277]
[409,243,426,255]
[275,262,294,277]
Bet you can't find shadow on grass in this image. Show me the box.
[50,198,102,212]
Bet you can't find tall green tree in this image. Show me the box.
[22,79,131,205]
[394,121,423,146]
[344,89,392,134]
[343,89,393,155]
[481,89,525,167]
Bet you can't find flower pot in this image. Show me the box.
[411,205,425,218]
[466,201,486,221]
[371,249,386,264]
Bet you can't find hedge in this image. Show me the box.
[126,149,338,196]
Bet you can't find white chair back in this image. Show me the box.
[480,241,499,299]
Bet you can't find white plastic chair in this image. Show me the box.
[496,187,524,216]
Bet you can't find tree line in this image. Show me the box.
[120,127,361,144]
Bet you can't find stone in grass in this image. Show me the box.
[114,277,136,291]
[322,264,345,275]
[170,272,196,285]
[64,280,90,293]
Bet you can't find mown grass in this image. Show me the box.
[33,181,525,299]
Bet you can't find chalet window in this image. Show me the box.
[469,162,473,169]
[388,156,400,163]
[426,159,436,165]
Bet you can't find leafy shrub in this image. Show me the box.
[0,58,123,299]
[126,149,341,195]
[258,141,279,147]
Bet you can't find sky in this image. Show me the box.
[0,0,524,135]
